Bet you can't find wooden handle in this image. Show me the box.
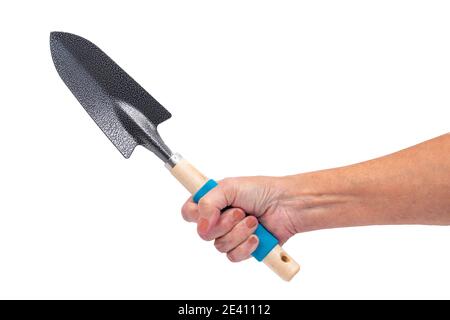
[168,157,300,281]
[170,158,209,194]
[262,245,300,281]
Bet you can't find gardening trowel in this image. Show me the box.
[50,32,300,281]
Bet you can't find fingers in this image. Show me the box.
[180,178,260,262]
[227,235,259,262]
[214,216,258,253]
[181,196,247,240]
[196,184,231,240]
[205,208,246,240]
[181,197,198,222]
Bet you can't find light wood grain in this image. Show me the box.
[263,244,300,281]
[169,159,209,194]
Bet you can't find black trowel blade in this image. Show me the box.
[50,32,172,159]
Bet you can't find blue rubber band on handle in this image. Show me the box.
[193,179,218,204]
[252,224,278,261]
[192,179,279,261]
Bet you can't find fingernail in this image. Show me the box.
[233,210,244,220]
[246,217,257,228]
[198,218,209,233]
[249,235,258,245]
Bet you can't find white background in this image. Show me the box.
[0,0,449,299]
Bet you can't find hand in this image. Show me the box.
[181,176,299,262]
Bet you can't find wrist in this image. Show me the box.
[280,169,368,233]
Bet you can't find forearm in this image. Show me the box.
[285,133,450,233]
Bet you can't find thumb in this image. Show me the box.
[196,179,238,240]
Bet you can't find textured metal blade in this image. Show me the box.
[50,32,172,159]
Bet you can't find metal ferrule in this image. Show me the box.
[165,153,183,169]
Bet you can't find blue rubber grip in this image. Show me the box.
[193,179,279,261]
[193,179,218,203]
